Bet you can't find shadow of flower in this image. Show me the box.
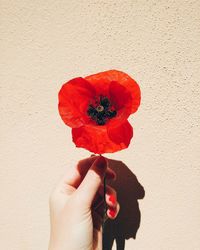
[103,159,145,250]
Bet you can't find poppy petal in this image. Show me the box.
[72,121,133,154]
[108,81,132,125]
[58,77,96,128]
[107,120,133,146]
[85,69,141,113]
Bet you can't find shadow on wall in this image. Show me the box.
[103,159,145,250]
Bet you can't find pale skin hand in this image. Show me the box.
[48,156,120,250]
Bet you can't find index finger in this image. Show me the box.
[60,156,98,189]
[58,156,115,189]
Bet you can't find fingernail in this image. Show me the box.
[109,195,116,205]
[108,208,116,218]
[95,156,107,169]
[93,156,107,176]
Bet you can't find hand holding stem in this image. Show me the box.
[48,156,120,250]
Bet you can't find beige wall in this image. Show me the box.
[1,1,200,249]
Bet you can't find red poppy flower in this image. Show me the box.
[58,70,141,154]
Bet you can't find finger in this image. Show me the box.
[77,157,116,182]
[49,156,99,208]
[54,157,115,200]
[59,156,115,190]
[58,156,98,189]
[90,155,116,180]
[75,156,107,207]
[107,202,120,219]
[98,184,117,208]
[105,168,116,180]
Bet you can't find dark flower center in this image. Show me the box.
[87,96,117,125]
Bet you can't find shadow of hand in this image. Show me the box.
[103,159,145,250]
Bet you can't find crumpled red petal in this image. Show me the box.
[72,121,133,154]
[85,69,141,114]
[108,81,132,126]
[107,120,133,146]
[58,77,95,128]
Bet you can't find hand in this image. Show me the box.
[48,156,120,250]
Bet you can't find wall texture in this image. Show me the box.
[1,1,200,249]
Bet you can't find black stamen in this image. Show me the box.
[106,110,117,118]
[97,118,106,125]
[87,105,97,118]
[87,96,117,125]
[100,96,110,109]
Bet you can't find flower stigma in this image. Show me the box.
[96,105,104,112]
[87,96,117,125]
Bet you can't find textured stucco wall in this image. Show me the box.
[1,1,200,249]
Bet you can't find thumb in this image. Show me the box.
[74,156,107,208]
